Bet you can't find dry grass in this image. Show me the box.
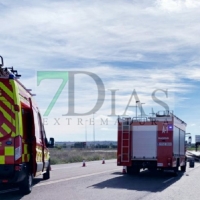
[49,148,117,165]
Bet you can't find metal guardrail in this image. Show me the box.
[186,151,200,162]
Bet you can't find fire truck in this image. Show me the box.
[0,56,54,194]
[117,110,187,175]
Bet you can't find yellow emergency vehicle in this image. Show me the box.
[0,56,53,194]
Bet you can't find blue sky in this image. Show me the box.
[0,0,200,142]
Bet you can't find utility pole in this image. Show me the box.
[136,101,140,119]
[141,103,145,118]
[93,113,95,150]
[85,120,88,147]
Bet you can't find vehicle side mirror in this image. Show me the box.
[45,138,49,147]
[49,137,55,148]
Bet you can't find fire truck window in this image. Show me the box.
[38,112,46,139]
[33,109,42,140]
[21,108,32,138]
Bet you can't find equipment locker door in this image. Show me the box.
[132,125,157,159]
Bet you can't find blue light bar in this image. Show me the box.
[9,74,14,79]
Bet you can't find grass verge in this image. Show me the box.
[49,148,117,165]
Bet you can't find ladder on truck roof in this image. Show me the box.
[121,119,131,163]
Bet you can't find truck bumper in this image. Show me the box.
[0,164,27,184]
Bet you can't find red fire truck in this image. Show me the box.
[117,111,187,175]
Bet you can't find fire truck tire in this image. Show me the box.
[181,165,186,172]
[148,168,157,172]
[19,172,33,194]
[43,164,50,180]
[127,166,132,175]
[132,167,140,175]
[181,158,187,172]
[173,166,178,176]
[127,166,140,175]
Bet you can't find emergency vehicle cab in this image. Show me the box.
[0,56,53,194]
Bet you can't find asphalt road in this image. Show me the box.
[1,160,200,200]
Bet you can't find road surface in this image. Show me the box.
[1,159,200,200]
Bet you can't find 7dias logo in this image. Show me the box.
[37,71,170,117]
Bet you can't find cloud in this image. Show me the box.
[190,123,196,126]
[1,0,200,140]
[19,64,199,117]
[156,0,200,12]
[1,0,200,66]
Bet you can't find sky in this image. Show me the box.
[0,0,200,143]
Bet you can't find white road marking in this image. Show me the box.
[34,168,119,187]
[163,177,174,184]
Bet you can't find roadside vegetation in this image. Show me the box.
[187,147,195,151]
[49,148,117,165]
[187,144,200,151]
[49,144,198,165]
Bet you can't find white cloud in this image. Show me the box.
[1,0,200,140]
[1,0,200,65]
[156,0,200,12]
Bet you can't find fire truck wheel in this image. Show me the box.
[181,165,186,172]
[43,164,50,180]
[19,172,33,194]
[173,166,178,176]
[148,168,157,173]
[132,167,140,175]
[127,166,132,175]
[127,166,140,175]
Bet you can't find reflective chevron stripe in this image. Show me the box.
[0,80,16,164]
[0,82,15,139]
